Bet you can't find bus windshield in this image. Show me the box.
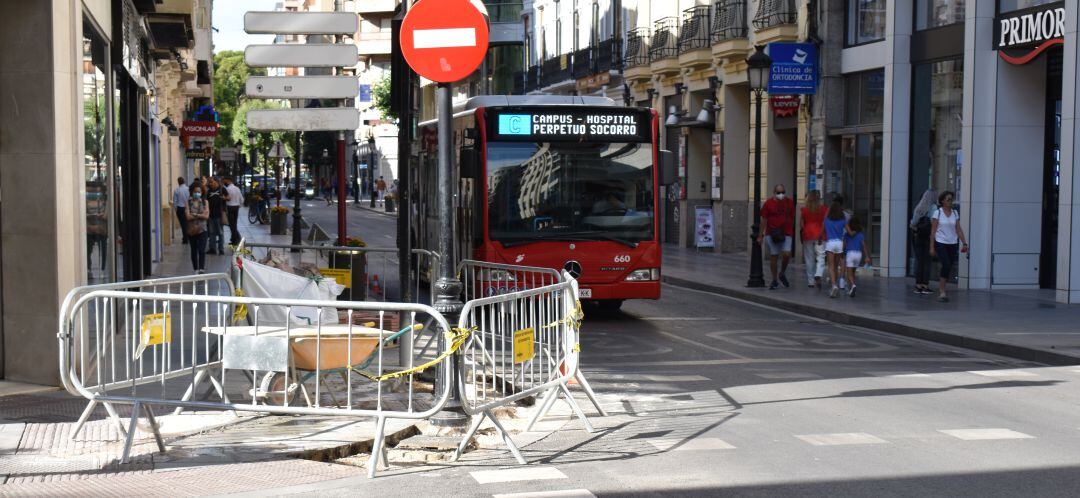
[487,141,654,246]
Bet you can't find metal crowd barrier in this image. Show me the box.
[451,271,606,464]
[458,259,563,302]
[57,273,236,440]
[234,240,439,305]
[58,280,455,478]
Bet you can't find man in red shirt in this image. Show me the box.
[757,184,794,289]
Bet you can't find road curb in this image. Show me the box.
[663,275,1080,366]
[353,205,397,219]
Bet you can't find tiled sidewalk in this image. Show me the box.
[662,245,1080,365]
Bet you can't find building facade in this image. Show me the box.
[0,0,213,384]
[409,0,1080,303]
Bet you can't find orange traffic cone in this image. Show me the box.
[370,275,383,296]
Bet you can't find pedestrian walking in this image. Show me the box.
[172,177,190,244]
[823,199,848,298]
[325,177,334,206]
[206,177,226,255]
[800,190,827,288]
[842,216,871,298]
[929,190,967,302]
[376,176,387,206]
[909,188,937,295]
[758,184,794,290]
[186,181,210,274]
[223,176,243,245]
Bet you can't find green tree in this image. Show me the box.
[372,74,396,120]
[231,99,295,174]
[213,50,265,149]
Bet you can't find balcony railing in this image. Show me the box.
[484,1,523,23]
[623,27,650,68]
[596,38,621,72]
[541,54,571,87]
[649,17,678,62]
[526,64,540,92]
[752,0,797,30]
[679,6,711,52]
[713,0,748,42]
[572,47,592,78]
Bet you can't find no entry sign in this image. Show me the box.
[400,0,490,83]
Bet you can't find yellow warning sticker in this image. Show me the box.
[319,268,352,288]
[135,313,171,359]
[513,327,535,364]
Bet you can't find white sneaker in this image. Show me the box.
[829,286,839,298]
[848,285,857,297]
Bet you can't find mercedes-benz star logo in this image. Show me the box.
[564,260,582,279]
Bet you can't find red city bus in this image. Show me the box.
[412,96,664,310]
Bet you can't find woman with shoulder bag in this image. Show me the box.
[909,189,936,295]
[186,181,210,274]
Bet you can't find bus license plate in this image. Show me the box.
[578,288,592,298]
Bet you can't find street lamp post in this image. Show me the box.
[368,135,376,208]
[746,45,771,288]
[247,131,258,193]
[322,148,329,199]
[291,133,304,248]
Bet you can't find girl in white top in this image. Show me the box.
[928,191,968,302]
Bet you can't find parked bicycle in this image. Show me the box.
[247,194,269,224]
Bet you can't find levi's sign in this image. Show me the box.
[994,2,1065,65]
[488,108,650,142]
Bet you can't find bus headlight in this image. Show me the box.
[624,268,660,281]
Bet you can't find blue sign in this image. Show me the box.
[767,43,818,95]
[498,114,532,135]
[358,84,372,102]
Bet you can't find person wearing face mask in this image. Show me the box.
[758,184,795,290]
[185,181,210,274]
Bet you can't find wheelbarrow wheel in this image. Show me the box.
[258,371,300,406]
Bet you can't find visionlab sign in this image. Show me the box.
[994,2,1064,65]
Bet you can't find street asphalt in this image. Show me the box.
[224,202,1080,498]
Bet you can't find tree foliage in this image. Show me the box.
[213,50,265,149]
[372,74,396,120]
[231,100,296,174]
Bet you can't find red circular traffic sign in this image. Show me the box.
[400,0,490,83]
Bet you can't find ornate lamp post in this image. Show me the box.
[746,45,771,288]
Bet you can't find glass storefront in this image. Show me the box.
[486,44,524,95]
[83,18,113,284]
[847,0,887,46]
[998,0,1059,13]
[844,70,885,126]
[915,0,965,30]
[911,58,964,205]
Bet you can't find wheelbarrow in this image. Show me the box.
[201,323,423,407]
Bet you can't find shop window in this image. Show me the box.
[83,18,112,284]
[915,0,965,30]
[847,0,886,46]
[910,57,964,211]
[843,70,885,126]
[998,0,1059,13]
[486,44,524,95]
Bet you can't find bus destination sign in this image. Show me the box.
[488,108,650,142]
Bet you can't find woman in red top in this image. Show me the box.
[800,190,827,288]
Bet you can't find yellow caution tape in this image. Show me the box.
[542,300,585,331]
[233,288,248,324]
[353,326,475,382]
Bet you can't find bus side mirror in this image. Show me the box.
[460,147,479,179]
[659,149,676,185]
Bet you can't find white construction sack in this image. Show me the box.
[240,258,345,325]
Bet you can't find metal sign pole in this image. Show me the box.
[432,82,466,427]
[336,131,347,244]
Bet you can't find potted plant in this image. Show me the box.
[332,236,368,300]
[384,193,396,213]
[269,206,290,235]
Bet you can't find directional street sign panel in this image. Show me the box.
[400,0,490,83]
[246,76,358,99]
[244,11,358,35]
[245,44,358,68]
[247,108,359,132]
